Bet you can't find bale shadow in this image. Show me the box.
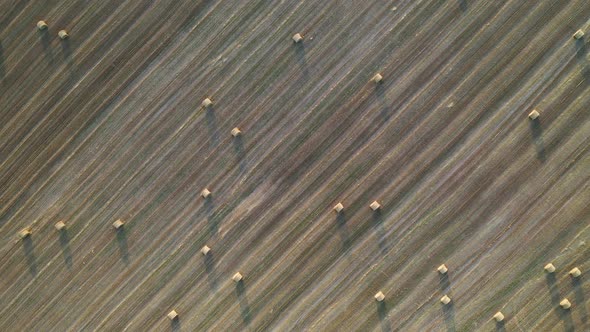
[38,29,54,63]
[336,212,351,252]
[59,230,73,268]
[116,228,129,264]
[60,39,76,80]
[458,0,468,12]
[442,302,456,332]
[439,272,451,293]
[0,40,5,80]
[171,317,181,331]
[376,301,392,332]
[372,210,388,254]
[545,273,560,304]
[22,237,38,276]
[495,320,506,332]
[233,135,247,173]
[545,274,574,331]
[375,82,389,118]
[294,42,310,81]
[571,277,588,326]
[203,253,218,290]
[528,118,546,161]
[574,39,590,85]
[559,307,575,332]
[204,196,218,236]
[235,281,252,325]
[574,39,587,60]
[205,108,220,147]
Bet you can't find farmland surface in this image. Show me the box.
[0,0,589,331]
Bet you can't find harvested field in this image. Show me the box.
[0,0,589,331]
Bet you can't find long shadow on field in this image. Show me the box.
[38,29,54,63]
[235,280,252,325]
[376,301,392,332]
[571,277,588,326]
[372,210,389,254]
[204,196,218,237]
[116,228,130,264]
[574,39,590,85]
[205,108,220,148]
[528,118,545,162]
[59,229,73,268]
[574,39,587,60]
[233,135,247,173]
[336,212,351,252]
[0,41,5,80]
[60,39,76,80]
[438,272,451,293]
[442,302,456,332]
[171,317,181,331]
[546,274,574,331]
[294,42,310,82]
[203,252,219,290]
[458,0,468,12]
[495,320,506,332]
[22,237,38,276]
[375,82,389,118]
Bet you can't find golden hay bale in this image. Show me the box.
[201,245,211,256]
[372,73,383,84]
[374,291,385,302]
[232,272,243,282]
[370,201,381,211]
[112,219,124,230]
[55,221,66,231]
[493,312,505,322]
[201,188,211,199]
[167,310,178,320]
[58,30,69,40]
[544,263,555,273]
[37,21,48,30]
[559,299,571,309]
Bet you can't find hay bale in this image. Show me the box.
[528,110,539,120]
[18,227,32,239]
[167,310,178,320]
[37,21,48,30]
[232,272,243,282]
[440,295,451,305]
[201,245,211,256]
[374,291,385,302]
[559,299,571,309]
[201,188,211,199]
[55,221,66,231]
[202,98,213,108]
[372,73,383,84]
[333,202,344,213]
[569,267,581,278]
[112,219,124,230]
[292,33,303,43]
[370,201,381,211]
[493,312,505,322]
[573,29,584,39]
[58,30,69,40]
[544,263,555,273]
[437,264,448,274]
[231,127,242,137]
